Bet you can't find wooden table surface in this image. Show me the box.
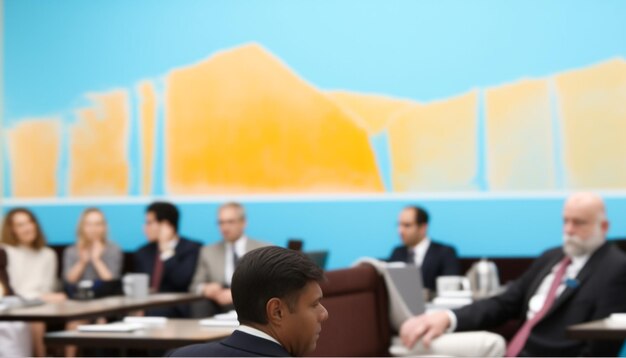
[0,293,202,323]
[567,319,626,340]
[45,319,234,349]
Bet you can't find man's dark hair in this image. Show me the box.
[407,206,429,226]
[231,246,324,325]
[146,202,180,232]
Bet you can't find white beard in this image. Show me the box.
[563,231,605,257]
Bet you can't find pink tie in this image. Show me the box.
[505,256,572,357]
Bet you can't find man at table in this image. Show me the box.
[189,202,270,316]
[135,202,202,317]
[169,246,329,357]
[388,206,461,292]
[398,192,626,357]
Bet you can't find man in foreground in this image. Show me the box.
[170,246,329,357]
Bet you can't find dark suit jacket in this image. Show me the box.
[0,248,14,296]
[167,330,290,357]
[388,240,461,290]
[134,237,201,317]
[453,243,626,357]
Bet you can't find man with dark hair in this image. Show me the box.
[169,246,329,357]
[134,201,202,317]
[388,206,461,291]
[189,202,270,316]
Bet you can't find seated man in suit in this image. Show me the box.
[398,192,626,357]
[170,246,329,357]
[189,202,271,316]
[388,206,461,291]
[134,202,202,317]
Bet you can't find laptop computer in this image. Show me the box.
[304,250,329,270]
[386,264,426,316]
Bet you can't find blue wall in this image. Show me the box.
[4,0,626,269]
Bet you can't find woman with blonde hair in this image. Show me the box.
[63,208,122,284]
[1,208,65,356]
[63,208,122,357]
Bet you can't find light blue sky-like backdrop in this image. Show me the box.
[3,0,626,268]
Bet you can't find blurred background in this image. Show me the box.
[2,0,626,268]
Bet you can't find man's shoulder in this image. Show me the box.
[168,331,289,357]
[428,240,458,256]
[136,242,156,254]
[390,245,406,254]
[167,341,232,357]
[429,240,454,250]
[177,237,203,249]
[247,238,272,250]
[199,241,226,256]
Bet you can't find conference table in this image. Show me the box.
[44,319,234,350]
[567,319,626,340]
[0,293,202,323]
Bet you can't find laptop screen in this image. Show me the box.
[304,251,329,269]
[386,265,426,316]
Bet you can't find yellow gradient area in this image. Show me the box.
[165,43,383,194]
[6,119,61,197]
[138,81,156,195]
[485,79,556,190]
[327,91,415,135]
[555,59,626,189]
[388,91,478,191]
[69,90,130,196]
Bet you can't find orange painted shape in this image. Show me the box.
[554,58,626,189]
[165,43,383,194]
[138,81,157,195]
[485,79,556,190]
[387,91,479,191]
[5,119,61,197]
[327,91,416,135]
[69,90,130,196]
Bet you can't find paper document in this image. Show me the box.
[78,322,144,332]
[123,316,168,325]
[199,318,240,327]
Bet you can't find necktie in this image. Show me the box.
[505,256,572,357]
[150,251,164,292]
[406,249,416,266]
[233,249,240,270]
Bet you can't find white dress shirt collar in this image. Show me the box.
[409,237,431,266]
[236,324,282,346]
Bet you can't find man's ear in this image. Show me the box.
[266,297,284,325]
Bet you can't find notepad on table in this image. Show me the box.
[123,316,168,325]
[199,318,240,327]
[78,322,145,332]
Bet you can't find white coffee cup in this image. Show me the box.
[436,275,471,295]
[122,273,149,299]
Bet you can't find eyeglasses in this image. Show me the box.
[217,218,243,226]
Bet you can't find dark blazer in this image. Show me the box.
[134,237,201,317]
[454,242,626,357]
[0,248,14,296]
[388,240,461,290]
[167,330,290,357]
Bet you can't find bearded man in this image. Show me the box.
[396,192,626,357]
